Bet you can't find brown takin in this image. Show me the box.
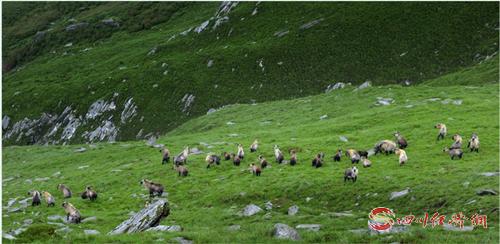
[237,144,245,159]
[373,140,397,155]
[175,165,189,177]
[344,166,358,183]
[205,153,221,168]
[140,179,164,198]
[394,131,408,149]
[345,149,361,164]
[231,153,241,166]
[223,152,231,160]
[174,147,189,166]
[249,163,261,176]
[443,148,463,160]
[395,149,408,166]
[57,184,72,198]
[467,133,480,152]
[250,139,259,152]
[333,149,342,162]
[274,145,284,164]
[362,157,372,168]
[258,155,269,168]
[41,191,56,207]
[451,134,463,149]
[28,190,41,206]
[81,186,98,201]
[435,123,447,140]
[62,202,81,223]
[160,147,170,165]
[290,150,297,166]
[311,153,324,168]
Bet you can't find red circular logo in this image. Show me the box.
[368,207,395,231]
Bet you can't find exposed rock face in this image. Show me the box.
[101,18,120,27]
[325,82,346,92]
[146,225,182,232]
[299,18,324,30]
[180,94,196,114]
[194,20,210,33]
[355,81,371,91]
[273,223,301,240]
[121,98,138,124]
[86,100,116,120]
[66,22,89,31]
[108,198,170,235]
[2,115,10,130]
[476,189,498,196]
[389,188,410,200]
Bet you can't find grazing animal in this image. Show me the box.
[374,140,397,155]
[237,144,245,159]
[345,149,361,164]
[62,202,81,223]
[231,153,241,166]
[435,123,447,140]
[57,184,72,198]
[344,166,358,183]
[358,150,369,158]
[290,150,297,166]
[28,190,41,206]
[250,139,259,152]
[160,147,170,164]
[223,152,231,160]
[443,148,463,160]
[362,157,372,168]
[333,149,342,162]
[394,131,408,149]
[311,153,323,168]
[259,155,269,168]
[140,179,164,197]
[395,149,408,165]
[81,186,98,201]
[249,163,261,176]
[174,147,189,166]
[175,165,189,177]
[205,153,221,168]
[274,145,284,164]
[451,134,463,149]
[41,191,55,207]
[467,133,480,152]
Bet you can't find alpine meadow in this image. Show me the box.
[2,2,499,243]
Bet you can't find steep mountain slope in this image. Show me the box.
[2,61,499,243]
[2,2,498,145]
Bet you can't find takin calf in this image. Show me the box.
[140,179,164,198]
[81,186,98,201]
[344,166,358,183]
[467,133,480,152]
[62,202,81,224]
[443,148,463,160]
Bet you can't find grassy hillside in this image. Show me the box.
[2,2,499,145]
[3,62,499,242]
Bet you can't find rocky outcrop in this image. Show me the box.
[273,223,300,240]
[108,198,170,235]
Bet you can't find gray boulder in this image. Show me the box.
[172,237,193,244]
[66,22,88,31]
[273,223,300,240]
[443,223,474,231]
[296,224,321,232]
[288,205,299,216]
[241,204,262,216]
[146,225,182,232]
[390,188,410,200]
[476,189,497,196]
[479,172,499,177]
[108,198,169,235]
[227,225,241,231]
[84,229,100,235]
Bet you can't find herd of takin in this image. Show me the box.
[25,123,480,224]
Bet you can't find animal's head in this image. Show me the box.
[395,149,400,155]
[57,184,63,190]
[471,133,478,139]
[140,179,149,185]
[394,131,401,137]
[253,139,258,144]
[352,166,358,175]
[435,123,444,129]
[258,155,263,160]
[442,148,450,153]
[337,149,342,154]
[62,202,68,208]
[27,191,32,196]
[86,186,92,190]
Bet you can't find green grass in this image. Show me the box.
[3,66,499,242]
[2,2,498,144]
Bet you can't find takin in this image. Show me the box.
[394,131,408,149]
[250,139,259,152]
[237,144,245,159]
[373,140,397,155]
[344,166,358,183]
[232,153,241,166]
[311,153,324,168]
[175,165,189,177]
[435,123,447,140]
[174,146,189,166]
[362,157,372,168]
[467,133,480,152]
[333,149,342,162]
[290,150,297,166]
[140,179,164,198]
[249,163,261,176]
[345,149,361,164]
[62,202,81,224]
[81,186,98,201]
[258,155,268,169]
[160,147,170,164]
[274,145,284,164]
[205,153,221,168]
[57,184,72,198]
[41,191,56,207]
[395,149,408,166]
[451,134,463,149]
[443,148,463,160]
[223,152,231,160]
[28,190,41,206]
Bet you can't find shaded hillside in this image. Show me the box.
[2,2,498,145]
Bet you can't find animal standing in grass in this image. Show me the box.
[81,186,98,201]
[250,139,259,152]
[62,202,81,223]
[259,155,268,168]
[249,163,261,176]
[435,123,447,140]
[312,153,324,168]
[374,140,397,155]
[223,152,231,160]
[467,133,480,152]
[274,145,284,164]
[57,184,72,198]
[175,165,188,177]
[290,150,297,166]
[346,149,360,164]
[451,134,463,149]
[160,147,170,164]
[237,144,245,159]
[394,131,408,149]
[140,179,164,198]
[41,191,55,207]
[231,153,241,166]
[333,149,342,162]
[344,166,358,183]
[362,157,372,168]
[443,148,463,160]
[28,190,41,206]
[205,153,221,168]
[174,147,189,166]
[395,149,408,166]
